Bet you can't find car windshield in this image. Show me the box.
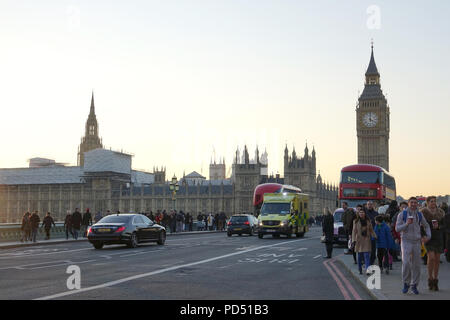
[230,216,249,223]
[333,211,343,222]
[260,203,291,216]
[98,215,131,224]
[341,171,381,184]
[341,199,374,208]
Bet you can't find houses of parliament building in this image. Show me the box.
[0,91,338,223]
[0,42,394,224]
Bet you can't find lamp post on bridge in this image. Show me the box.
[169,175,179,211]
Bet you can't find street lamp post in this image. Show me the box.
[169,175,179,211]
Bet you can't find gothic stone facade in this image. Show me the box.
[0,94,338,223]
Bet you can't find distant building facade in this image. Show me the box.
[0,94,338,223]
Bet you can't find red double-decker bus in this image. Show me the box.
[339,164,396,208]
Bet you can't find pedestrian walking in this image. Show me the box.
[420,196,445,291]
[364,201,379,266]
[342,202,356,255]
[162,210,169,229]
[41,212,56,240]
[188,212,194,231]
[396,197,431,295]
[155,210,162,224]
[64,211,73,239]
[352,205,377,275]
[175,210,184,233]
[322,207,334,259]
[207,213,214,231]
[169,210,176,234]
[71,208,82,240]
[82,208,93,237]
[441,203,450,263]
[374,215,394,274]
[20,212,31,242]
[220,212,227,231]
[30,211,41,243]
[94,211,103,223]
[197,212,204,231]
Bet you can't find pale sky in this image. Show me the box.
[0,1,449,198]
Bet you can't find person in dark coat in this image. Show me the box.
[197,212,204,231]
[169,210,176,234]
[82,208,93,238]
[30,211,41,243]
[20,212,31,242]
[322,207,334,259]
[341,202,356,254]
[94,211,103,223]
[442,203,450,263]
[71,208,82,240]
[374,215,394,274]
[41,212,56,240]
[364,201,379,265]
[219,212,227,231]
[64,211,73,240]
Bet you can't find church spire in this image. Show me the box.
[366,40,379,76]
[90,91,95,116]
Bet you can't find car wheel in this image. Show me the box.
[93,242,103,250]
[157,231,166,245]
[258,233,263,239]
[227,232,232,237]
[127,232,138,248]
[286,227,292,238]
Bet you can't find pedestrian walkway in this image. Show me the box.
[0,229,225,250]
[337,252,450,300]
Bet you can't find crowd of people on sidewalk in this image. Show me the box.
[19,208,230,242]
[323,197,450,295]
[144,210,229,233]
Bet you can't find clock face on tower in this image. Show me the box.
[363,112,378,127]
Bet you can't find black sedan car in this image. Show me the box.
[87,214,166,249]
[227,214,259,236]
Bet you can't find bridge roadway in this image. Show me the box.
[0,227,372,300]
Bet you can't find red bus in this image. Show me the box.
[339,164,396,208]
[416,196,426,207]
[253,183,302,212]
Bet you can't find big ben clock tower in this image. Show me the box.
[356,43,390,171]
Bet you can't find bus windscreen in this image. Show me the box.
[341,171,381,184]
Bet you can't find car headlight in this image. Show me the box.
[259,221,263,226]
[281,220,288,226]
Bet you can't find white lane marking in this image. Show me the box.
[0,259,98,270]
[35,236,320,300]
[0,248,92,259]
[29,260,97,270]
[0,260,70,270]
[313,255,322,259]
[0,234,226,259]
[119,252,147,258]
